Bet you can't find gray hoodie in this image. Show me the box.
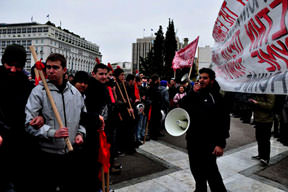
[25,81,86,154]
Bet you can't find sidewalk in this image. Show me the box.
[114,138,288,192]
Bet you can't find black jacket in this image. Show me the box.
[0,66,34,152]
[180,85,230,150]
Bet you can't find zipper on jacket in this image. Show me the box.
[61,93,67,127]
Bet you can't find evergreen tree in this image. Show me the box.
[152,25,165,77]
[164,19,177,80]
[139,49,154,76]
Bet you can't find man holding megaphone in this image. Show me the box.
[179,68,230,192]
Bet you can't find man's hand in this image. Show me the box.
[75,134,83,145]
[128,108,134,116]
[54,127,69,138]
[0,135,3,146]
[99,115,105,130]
[29,116,44,129]
[193,82,201,92]
[212,146,224,157]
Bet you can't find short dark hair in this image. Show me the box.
[1,44,27,68]
[113,68,124,78]
[73,71,89,85]
[126,74,135,82]
[151,74,159,83]
[92,63,108,73]
[199,68,215,80]
[46,53,66,68]
[135,76,141,82]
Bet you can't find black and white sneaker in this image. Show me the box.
[260,159,270,166]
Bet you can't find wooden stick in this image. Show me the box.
[174,70,176,79]
[101,167,105,192]
[115,80,126,103]
[106,169,110,192]
[115,80,131,117]
[188,63,193,80]
[122,81,135,119]
[29,46,73,151]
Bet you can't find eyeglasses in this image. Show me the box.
[46,65,60,70]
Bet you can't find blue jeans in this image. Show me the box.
[136,114,147,141]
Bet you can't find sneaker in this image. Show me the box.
[260,159,270,166]
[251,155,261,160]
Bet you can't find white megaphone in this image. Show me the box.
[164,108,190,136]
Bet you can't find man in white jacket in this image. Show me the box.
[25,53,86,192]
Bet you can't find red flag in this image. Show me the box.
[148,105,152,121]
[134,82,140,100]
[95,57,100,64]
[98,129,111,180]
[107,86,115,103]
[34,60,45,86]
[172,36,199,70]
[107,62,114,73]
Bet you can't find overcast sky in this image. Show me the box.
[1,0,222,64]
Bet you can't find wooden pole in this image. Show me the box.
[101,167,105,192]
[174,70,176,79]
[115,80,131,117]
[122,81,135,119]
[106,170,110,192]
[29,46,73,151]
[115,80,126,103]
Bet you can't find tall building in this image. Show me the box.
[0,22,101,74]
[132,36,183,74]
[111,62,132,74]
[132,36,154,74]
[198,45,212,69]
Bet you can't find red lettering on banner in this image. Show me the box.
[251,37,288,72]
[236,0,248,6]
[213,18,229,42]
[219,2,238,27]
[245,21,258,51]
[221,30,244,61]
[221,57,246,79]
[244,7,272,51]
[257,8,273,45]
[270,0,288,40]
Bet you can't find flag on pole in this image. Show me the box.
[95,57,100,64]
[98,129,111,180]
[172,36,199,70]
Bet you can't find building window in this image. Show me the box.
[32,28,37,33]
[38,28,43,32]
[22,28,26,33]
[27,28,31,33]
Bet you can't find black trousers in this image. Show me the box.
[187,144,227,192]
[255,122,273,161]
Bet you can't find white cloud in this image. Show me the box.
[0,0,223,63]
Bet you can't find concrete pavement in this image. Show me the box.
[112,117,288,192]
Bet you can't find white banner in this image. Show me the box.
[212,0,288,95]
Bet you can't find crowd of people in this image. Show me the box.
[0,44,288,192]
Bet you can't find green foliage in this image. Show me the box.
[152,25,165,77]
[164,19,177,80]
